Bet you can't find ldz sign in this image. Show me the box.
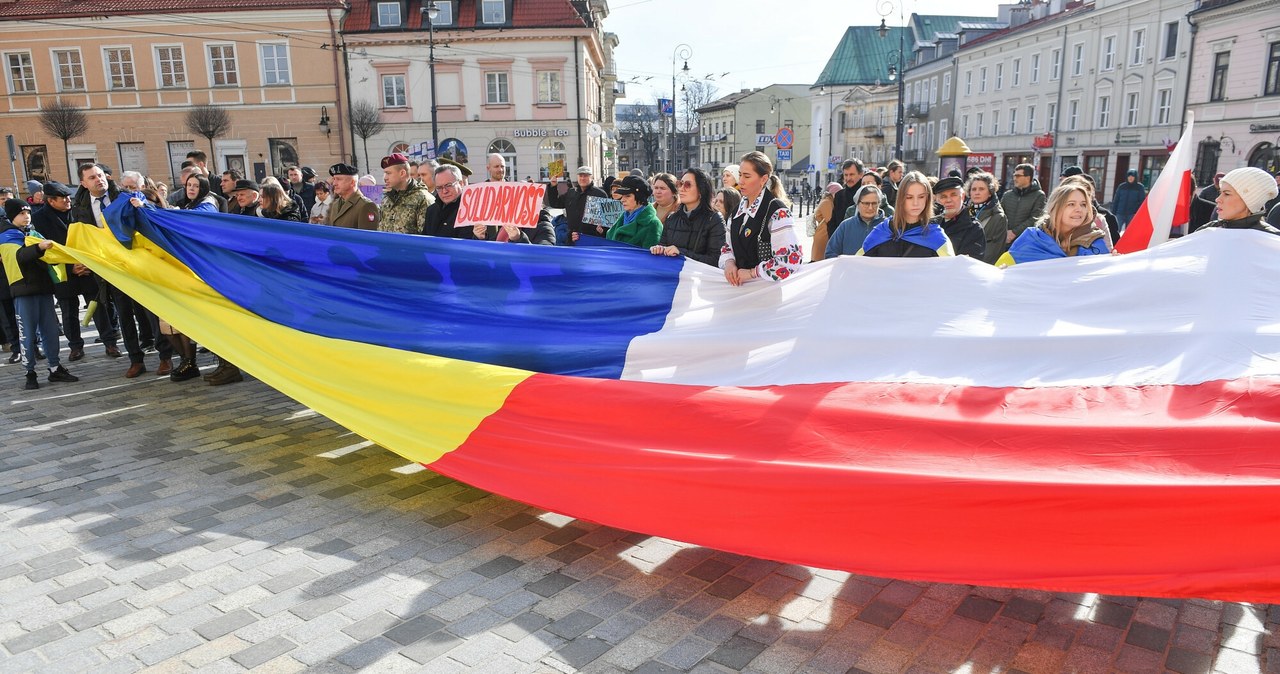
[513,128,571,138]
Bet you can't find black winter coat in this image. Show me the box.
[659,206,725,266]
[1,221,56,297]
[546,182,609,236]
[938,210,986,260]
[421,197,465,238]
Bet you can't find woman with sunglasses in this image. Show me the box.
[650,168,724,266]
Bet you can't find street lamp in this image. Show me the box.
[670,44,691,174]
[878,1,906,162]
[421,1,441,157]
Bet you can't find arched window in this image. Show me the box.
[1249,142,1280,175]
[389,141,409,155]
[488,139,517,182]
[538,138,566,181]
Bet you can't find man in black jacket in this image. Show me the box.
[933,177,986,260]
[546,166,609,243]
[30,181,117,361]
[421,164,466,238]
[826,159,865,239]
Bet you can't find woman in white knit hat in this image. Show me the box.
[1194,167,1280,236]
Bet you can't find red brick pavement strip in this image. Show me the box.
[0,347,1277,673]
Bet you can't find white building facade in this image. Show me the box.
[1185,0,1280,182]
[953,0,1195,203]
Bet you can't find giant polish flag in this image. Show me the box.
[1114,113,1195,252]
[49,201,1280,603]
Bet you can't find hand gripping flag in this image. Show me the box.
[1114,113,1196,253]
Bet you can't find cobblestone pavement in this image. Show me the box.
[2,340,1277,674]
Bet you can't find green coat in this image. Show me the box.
[607,203,662,248]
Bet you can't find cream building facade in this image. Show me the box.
[0,0,348,188]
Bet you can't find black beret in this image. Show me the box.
[329,163,359,177]
[42,181,74,198]
[1060,165,1084,178]
[932,176,964,194]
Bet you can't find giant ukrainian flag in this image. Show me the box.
[50,202,1280,603]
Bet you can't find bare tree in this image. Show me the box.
[617,102,663,175]
[185,104,232,173]
[680,80,719,134]
[39,99,89,182]
[349,100,385,173]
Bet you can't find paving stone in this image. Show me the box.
[194,608,257,640]
[954,595,1004,623]
[49,578,108,604]
[383,614,446,646]
[4,622,70,654]
[231,635,297,669]
[707,634,769,670]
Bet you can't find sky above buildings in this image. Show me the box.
[608,0,1004,103]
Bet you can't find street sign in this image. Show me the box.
[827,155,842,170]
[659,99,674,116]
[775,128,794,150]
[756,134,775,146]
[777,149,792,161]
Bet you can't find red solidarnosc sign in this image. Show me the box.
[454,182,545,229]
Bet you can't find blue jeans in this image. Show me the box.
[14,294,61,372]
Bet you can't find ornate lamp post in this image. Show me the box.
[670,44,691,174]
[878,1,906,162]
[422,1,441,155]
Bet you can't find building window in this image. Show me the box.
[208,45,238,87]
[995,63,1004,90]
[382,74,406,107]
[965,70,972,96]
[1012,58,1021,86]
[537,71,561,104]
[431,1,454,25]
[979,67,987,92]
[942,72,951,99]
[991,110,999,136]
[377,2,401,28]
[1008,107,1017,134]
[1125,92,1140,126]
[485,72,509,104]
[1027,105,1036,134]
[1068,100,1078,131]
[1162,21,1178,60]
[1048,102,1057,131]
[480,0,505,24]
[931,77,938,103]
[1097,95,1110,128]
[1156,88,1172,124]
[1051,49,1061,80]
[156,46,186,88]
[757,119,766,134]
[1265,42,1280,96]
[53,49,85,92]
[260,44,291,85]
[939,119,947,145]
[960,114,968,137]
[538,138,565,181]
[1031,53,1041,83]
[1101,35,1116,71]
[489,139,517,180]
[1071,43,1084,77]
[5,53,35,94]
[975,112,983,137]
[1210,52,1229,102]
[104,48,136,90]
[1131,28,1146,65]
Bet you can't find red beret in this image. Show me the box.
[380,153,410,169]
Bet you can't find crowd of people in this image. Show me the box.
[2,144,1279,391]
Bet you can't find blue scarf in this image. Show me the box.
[1005,227,1109,265]
[860,220,949,255]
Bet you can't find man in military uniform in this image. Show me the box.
[325,163,379,230]
[378,153,433,235]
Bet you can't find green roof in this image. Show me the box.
[813,14,997,88]
[813,25,912,88]
[910,13,995,43]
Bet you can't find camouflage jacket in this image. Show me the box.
[378,180,435,235]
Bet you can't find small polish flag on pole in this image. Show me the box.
[1114,113,1196,253]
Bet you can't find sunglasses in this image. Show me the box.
[678,181,695,189]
